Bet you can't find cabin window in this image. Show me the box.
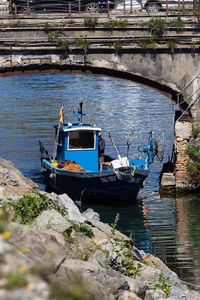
[68,130,95,149]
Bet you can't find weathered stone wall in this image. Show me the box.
[175,120,192,190]
[1,50,200,114]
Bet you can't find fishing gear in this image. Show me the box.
[108,131,124,165]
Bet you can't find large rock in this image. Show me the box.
[0,158,37,199]
[7,222,67,270]
[0,236,50,300]
[55,258,131,300]
[32,209,71,233]
[82,208,100,221]
[48,192,86,223]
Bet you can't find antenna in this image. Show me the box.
[74,101,86,123]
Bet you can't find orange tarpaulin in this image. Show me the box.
[56,160,84,172]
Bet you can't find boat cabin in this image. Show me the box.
[56,123,101,172]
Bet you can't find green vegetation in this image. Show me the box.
[153,273,172,297]
[48,31,60,42]
[56,39,69,51]
[103,19,128,31]
[194,1,200,27]
[166,39,176,51]
[77,242,96,261]
[169,16,184,31]
[138,37,157,49]
[145,18,166,39]
[111,213,120,235]
[62,229,74,243]
[112,239,140,278]
[47,31,70,51]
[0,206,9,233]
[13,40,21,47]
[5,271,28,289]
[71,222,94,238]
[74,37,90,53]
[113,40,123,52]
[13,191,67,224]
[109,214,141,278]
[187,145,200,180]
[84,17,98,29]
[115,19,128,29]
[187,126,200,181]
[103,19,116,31]
[43,22,52,34]
[192,125,200,139]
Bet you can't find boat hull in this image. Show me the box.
[41,159,148,203]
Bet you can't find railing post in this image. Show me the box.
[123,0,126,14]
[130,0,133,13]
[78,0,81,13]
[69,2,71,16]
[107,1,110,18]
[27,0,30,15]
[165,0,168,19]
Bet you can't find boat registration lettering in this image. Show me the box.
[129,177,141,183]
[100,176,117,183]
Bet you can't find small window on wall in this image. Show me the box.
[68,130,95,149]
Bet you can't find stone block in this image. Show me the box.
[160,173,175,187]
[175,121,192,139]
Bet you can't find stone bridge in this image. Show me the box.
[1,15,200,191]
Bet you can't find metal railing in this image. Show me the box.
[6,0,114,15]
[3,0,199,16]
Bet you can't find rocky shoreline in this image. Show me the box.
[0,157,199,300]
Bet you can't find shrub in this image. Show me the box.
[192,125,200,139]
[84,17,98,29]
[116,19,128,29]
[74,37,90,53]
[103,19,128,31]
[13,191,67,224]
[166,39,176,50]
[145,18,167,39]
[113,40,123,52]
[138,37,157,49]
[186,145,200,181]
[71,222,94,238]
[187,146,200,162]
[43,22,52,34]
[5,271,28,289]
[153,273,172,297]
[103,19,116,31]
[169,16,184,31]
[56,39,69,51]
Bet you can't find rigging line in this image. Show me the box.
[177,86,200,106]
[177,72,200,97]
[176,94,200,122]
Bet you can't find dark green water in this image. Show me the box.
[0,73,200,289]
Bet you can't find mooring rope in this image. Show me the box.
[176,94,200,122]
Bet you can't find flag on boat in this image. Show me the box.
[59,105,64,126]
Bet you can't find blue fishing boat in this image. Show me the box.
[39,102,161,202]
